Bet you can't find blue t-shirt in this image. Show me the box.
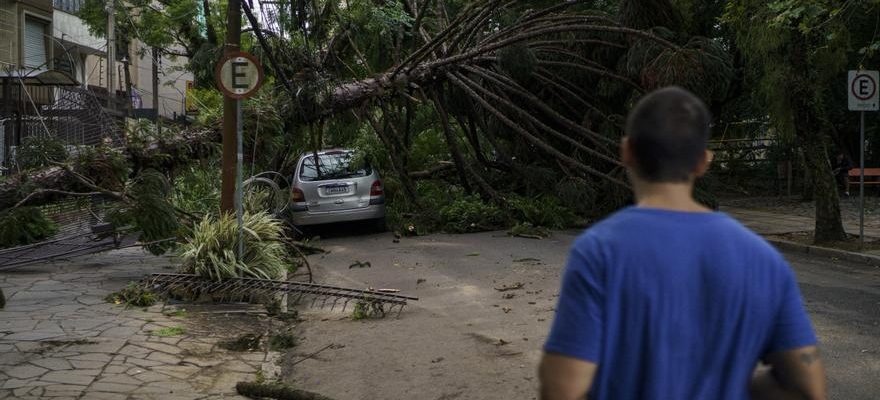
[544,207,817,400]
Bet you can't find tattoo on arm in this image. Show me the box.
[799,349,820,366]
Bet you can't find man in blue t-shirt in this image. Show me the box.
[539,87,826,400]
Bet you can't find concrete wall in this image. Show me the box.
[52,10,102,52]
[129,48,193,119]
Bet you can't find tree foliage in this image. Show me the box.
[723,0,880,242]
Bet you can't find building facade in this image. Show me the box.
[51,0,193,119]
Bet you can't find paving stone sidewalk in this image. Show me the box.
[0,248,277,399]
[723,206,880,258]
[722,206,880,239]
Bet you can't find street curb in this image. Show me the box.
[766,238,880,265]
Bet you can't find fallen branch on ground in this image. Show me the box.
[235,382,335,400]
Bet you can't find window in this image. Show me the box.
[23,16,49,68]
[299,152,372,182]
[53,0,83,13]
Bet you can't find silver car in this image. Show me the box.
[289,149,386,230]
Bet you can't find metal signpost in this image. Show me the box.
[847,70,879,249]
[216,52,264,259]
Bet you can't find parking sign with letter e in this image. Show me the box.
[848,70,879,111]
[215,52,264,99]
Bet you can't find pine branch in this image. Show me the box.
[450,71,621,167]
[536,60,643,92]
[446,72,629,189]
[461,65,617,147]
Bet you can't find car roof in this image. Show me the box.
[299,149,354,158]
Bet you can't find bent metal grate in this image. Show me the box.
[142,273,419,317]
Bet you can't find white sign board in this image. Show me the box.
[215,52,264,99]
[848,70,879,111]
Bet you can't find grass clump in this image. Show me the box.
[164,308,187,318]
[219,333,263,352]
[508,222,550,239]
[268,333,297,351]
[152,326,186,337]
[351,300,386,320]
[105,282,158,307]
[179,212,290,281]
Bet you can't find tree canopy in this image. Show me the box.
[7,0,876,244]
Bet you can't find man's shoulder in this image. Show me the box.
[576,207,785,261]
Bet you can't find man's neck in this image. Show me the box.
[632,180,711,213]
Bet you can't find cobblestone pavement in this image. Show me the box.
[0,248,279,399]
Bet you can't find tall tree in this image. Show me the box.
[722,0,876,243]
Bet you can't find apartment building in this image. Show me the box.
[52,0,193,119]
[0,0,193,170]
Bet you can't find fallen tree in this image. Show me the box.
[3,0,733,241]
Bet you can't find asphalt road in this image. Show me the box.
[285,231,880,400]
[787,251,880,399]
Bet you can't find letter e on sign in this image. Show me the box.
[848,70,879,111]
[216,52,264,99]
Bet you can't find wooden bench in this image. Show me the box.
[847,168,880,192]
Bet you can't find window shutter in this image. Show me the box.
[23,17,48,68]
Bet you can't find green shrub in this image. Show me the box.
[109,169,180,255]
[555,177,597,216]
[179,212,290,281]
[0,207,57,248]
[171,163,221,217]
[507,195,577,229]
[16,136,68,170]
[439,195,506,233]
[70,145,129,190]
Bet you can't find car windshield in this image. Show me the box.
[299,152,372,182]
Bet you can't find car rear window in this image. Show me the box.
[299,152,372,182]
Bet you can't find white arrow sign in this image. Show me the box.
[848,70,879,111]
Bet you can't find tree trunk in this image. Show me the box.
[801,131,846,242]
[788,36,845,243]
[799,147,813,202]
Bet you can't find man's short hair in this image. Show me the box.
[625,86,711,182]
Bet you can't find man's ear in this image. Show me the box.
[694,149,714,177]
[621,137,635,168]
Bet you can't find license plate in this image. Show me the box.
[326,186,349,194]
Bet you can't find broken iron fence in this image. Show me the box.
[143,273,418,317]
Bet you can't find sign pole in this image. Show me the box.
[848,70,878,250]
[236,99,244,260]
[860,110,865,250]
[216,51,263,261]
[220,0,242,214]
